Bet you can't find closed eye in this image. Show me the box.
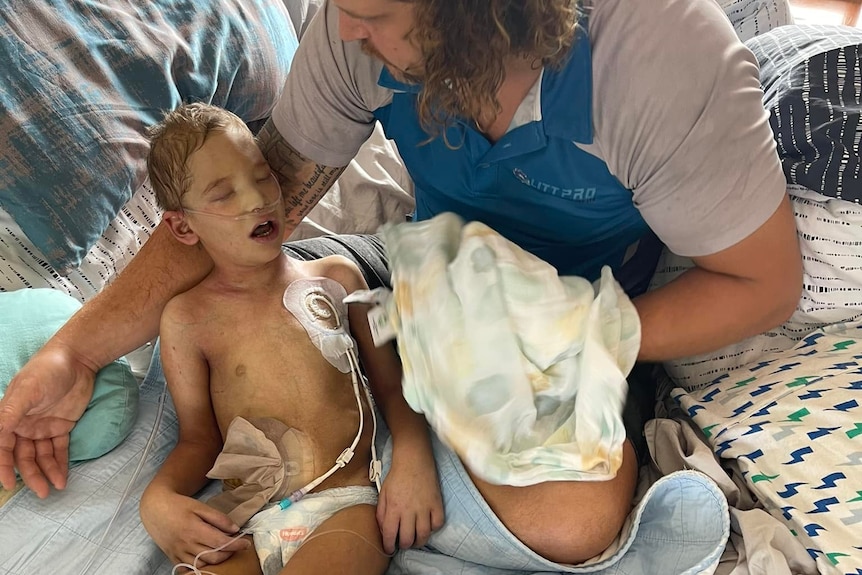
[213,190,235,202]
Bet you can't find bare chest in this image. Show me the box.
[198,296,372,488]
[200,300,356,433]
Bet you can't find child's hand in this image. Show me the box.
[140,488,250,567]
[376,438,445,554]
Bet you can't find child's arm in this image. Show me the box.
[328,258,445,554]
[140,298,248,567]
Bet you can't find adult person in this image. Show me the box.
[0,0,801,569]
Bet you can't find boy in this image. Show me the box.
[139,103,443,575]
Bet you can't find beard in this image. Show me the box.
[360,39,424,85]
[359,39,386,64]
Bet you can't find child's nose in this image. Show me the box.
[238,185,270,213]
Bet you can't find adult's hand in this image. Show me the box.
[0,341,97,498]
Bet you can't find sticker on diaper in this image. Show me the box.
[344,288,397,347]
[367,305,397,347]
[279,527,309,542]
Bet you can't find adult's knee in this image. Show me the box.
[472,440,639,565]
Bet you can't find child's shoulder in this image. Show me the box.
[296,255,367,292]
[161,284,211,325]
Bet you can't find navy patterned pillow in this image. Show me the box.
[747,25,862,204]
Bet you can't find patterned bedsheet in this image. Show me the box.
[675,328,862,575]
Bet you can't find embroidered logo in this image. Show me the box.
[512,169,596,202]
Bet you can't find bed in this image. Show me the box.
[1,0,861,574]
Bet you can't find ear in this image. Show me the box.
[162,211,200,246]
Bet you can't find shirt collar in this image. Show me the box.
[376,19,593,144]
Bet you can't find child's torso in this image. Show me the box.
[191,262,374,491]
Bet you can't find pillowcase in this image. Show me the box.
[748,24,862,203]
[657,24,862,392]
[718,0,793,42]
[657,186,862,392]
[0,0,299,273]
[0,289,138,462]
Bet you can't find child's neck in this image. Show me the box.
[205,253,293,294]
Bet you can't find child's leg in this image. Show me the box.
[182,535,263,575]
[281,503,389,575]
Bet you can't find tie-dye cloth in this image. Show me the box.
[363,212,641,486]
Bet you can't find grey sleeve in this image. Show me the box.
[281,0,322,40]
[270,0,392,168]
[585,0,786,258]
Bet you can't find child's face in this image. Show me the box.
[182,127,284,265]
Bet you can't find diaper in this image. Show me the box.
[360,213,642,487]
[243,486,379,575]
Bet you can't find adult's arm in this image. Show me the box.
[585,0,801,362]
[0,225,210,496]
[634,195,801,361]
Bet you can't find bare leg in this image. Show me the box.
[468,440,638,564]
[281,503,390,575]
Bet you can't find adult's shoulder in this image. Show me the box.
[582,0,785,258]
[584,0,743,70]
[581,0,759,183]
[293,1,391,115]
[273,0,392,167]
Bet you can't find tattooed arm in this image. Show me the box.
[0,197,215,495]
[257,119,346,236]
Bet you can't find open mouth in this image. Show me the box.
[250,220,276,239]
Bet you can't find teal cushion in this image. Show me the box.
[0,289,139,462]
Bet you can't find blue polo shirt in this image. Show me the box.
[371,28,661,296]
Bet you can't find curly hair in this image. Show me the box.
[407,0,581,141]
[146,103,248,211]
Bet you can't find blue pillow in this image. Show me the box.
[0,0,298,272]
[0,289,139,462]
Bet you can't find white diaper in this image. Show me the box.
[243,485,379,575]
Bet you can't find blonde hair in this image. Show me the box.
[407,0,580,143]
[146,103,248,211]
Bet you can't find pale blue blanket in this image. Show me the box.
[0,346,207,574]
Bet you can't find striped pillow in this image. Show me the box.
[748,24,862,204]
